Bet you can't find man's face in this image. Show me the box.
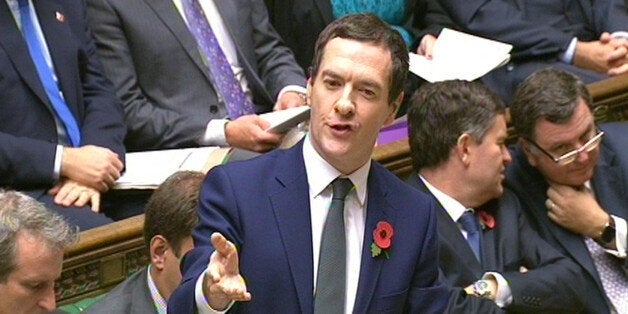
[307,37,399,174]
[0,231,63,314]
[523,100,599,186]
[467,115,511,205]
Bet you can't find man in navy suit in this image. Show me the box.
[168,14,448,313]
[405,80,585,313]
[506,68,628,313]
[420,0,628,102]
[0,0,127,229]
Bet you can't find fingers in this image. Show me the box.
[599,32,612,43]
[608,62,628,76]
[606,45,627,63]
[545,198,558,211]
[211,232,236,257]
[90,193,101,213]
[49,180,101,211]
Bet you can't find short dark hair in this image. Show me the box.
[510,68,592,141]
[0,190,77,282]
[408,80,505,171]
[310,13,409,104]
[143,171,204,256]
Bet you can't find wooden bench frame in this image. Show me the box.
[56,74,628,305]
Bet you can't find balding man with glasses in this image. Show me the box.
[506,68,628,314]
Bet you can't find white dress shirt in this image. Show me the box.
[195,134,370,313]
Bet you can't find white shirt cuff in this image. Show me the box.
[483,272,513,308]
[606,215,627,258]
[195,271,235,314]
[277,85,307,101]
[611,31,628,39]
[200,119,229,146]
[54,145,63,181]
[560,37,578,64]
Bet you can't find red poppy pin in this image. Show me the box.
[478,211,496,229]
[371,221,394,259]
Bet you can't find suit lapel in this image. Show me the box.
[143,0,213,84]
[268,141,314,313]
[0,1,50,106]
[407,175,484,276]
[353,166,393,311]
[592,144,627,217]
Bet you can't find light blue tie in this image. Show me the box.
[18,0,81,146]
[459,210,482,263]
[181,0,255,119]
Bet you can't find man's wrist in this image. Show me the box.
[595,214,616,246]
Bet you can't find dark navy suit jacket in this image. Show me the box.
[168,140,449,313]
[0,0,125,192]
[506,122,628,313]
[421,0,628,102]
[0,0,128,229]
[407,175,585,313]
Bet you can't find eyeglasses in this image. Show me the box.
[525,129,604,166]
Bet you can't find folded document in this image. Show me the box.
[409,28,513,82]
[115,147,231,189]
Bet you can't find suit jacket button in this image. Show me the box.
[210,105,218,114]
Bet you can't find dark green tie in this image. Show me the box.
[314,178,353,314]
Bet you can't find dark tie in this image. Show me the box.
[458,210,482,263]
[181,0,255,119]
[314,178,353,314]
[18,0,80,146]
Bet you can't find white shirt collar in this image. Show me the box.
[303,134,369,206]
[419,174,469,221]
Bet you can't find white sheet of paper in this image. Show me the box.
[409,28,513,83]
[115,147,219,189]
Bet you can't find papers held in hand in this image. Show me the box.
[409,28,513,83]
[115,147,231,189]
[260,106,311,133]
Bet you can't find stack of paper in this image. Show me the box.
[261,106,311,133]
[115,147,231,189]
[409,28,513,83]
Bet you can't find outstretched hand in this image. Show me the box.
[202,232,251,310]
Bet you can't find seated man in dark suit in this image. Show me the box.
[406,80,586,312]
[0,0,131,230]
[0,190,78,313]
[506,68,627,313]
[168,14,448,313]
[86,171,204,313]
[420,0,628,102]
[86,0,307,152]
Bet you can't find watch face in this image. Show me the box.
[601,225,616,243]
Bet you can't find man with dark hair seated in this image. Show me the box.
[86,171,204,313]
[0,190,78,313]
[506,68,628,313]
[405,80,586,312]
